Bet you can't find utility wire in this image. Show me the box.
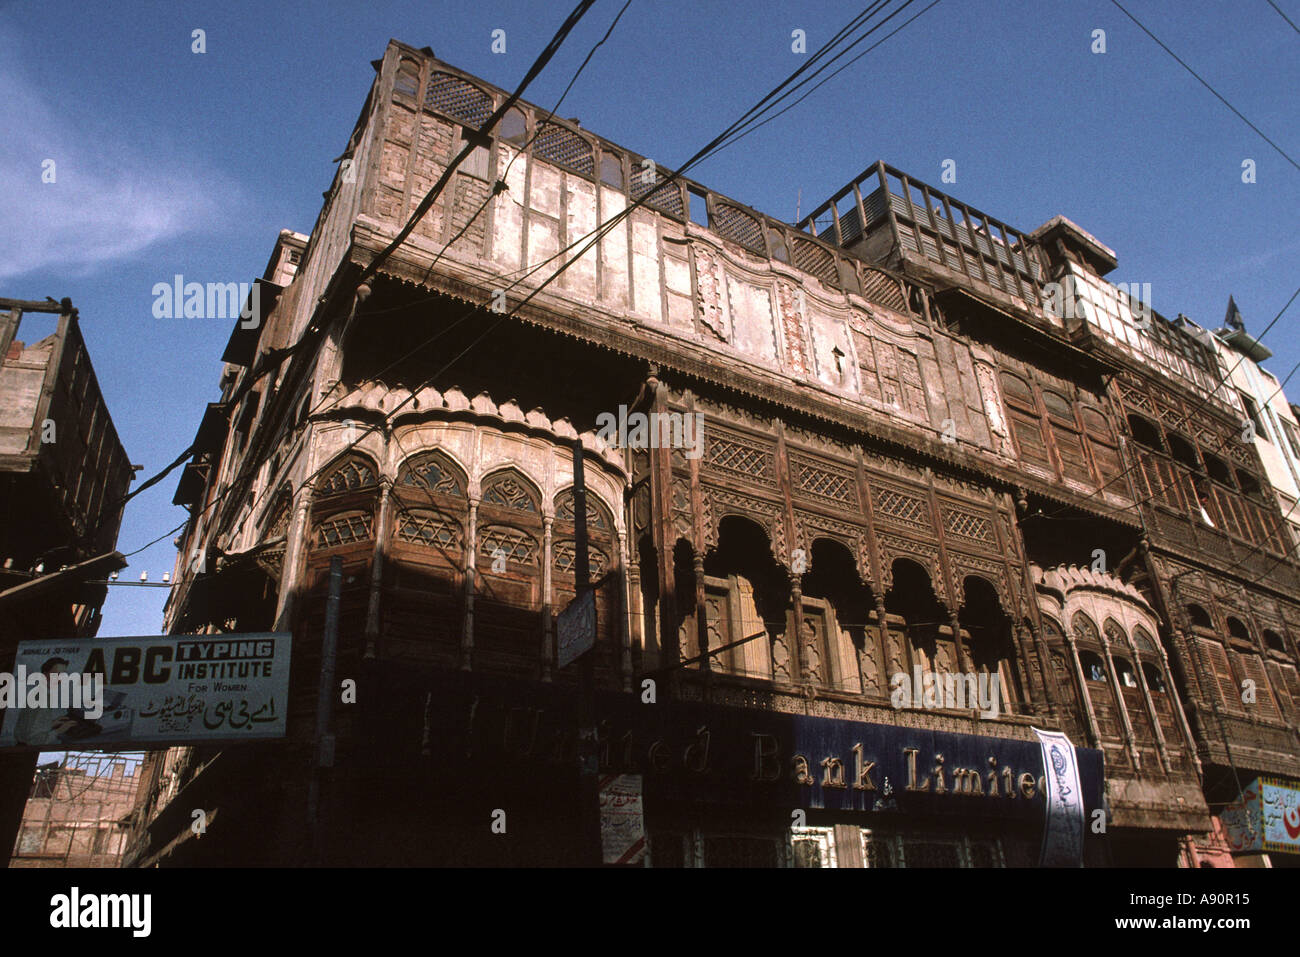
[1109,0,1299,171]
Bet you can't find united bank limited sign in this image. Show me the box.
[409,671,1104,828]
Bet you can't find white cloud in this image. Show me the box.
[0,38,241,281]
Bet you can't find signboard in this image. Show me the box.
[1034,727,1085,867]
[1223,777,1300,855]
[599,774,645,864]
[556,589,596,669]
[0,633,290,750]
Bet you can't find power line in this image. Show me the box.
[1266,0,1300,34]
[1109,0,1299,171]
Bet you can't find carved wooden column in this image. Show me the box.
[625,532,643,676]
[1098,625,1141,769]
[273,486,313,631]
[363,480,393,660]
[541,516,554,682]
[1164,627,1204,775]
[1128,634,1174,773]
[693,552,709,690]
[462,498,478,671]
[618,532,633,691]
[1063,627,1103,747]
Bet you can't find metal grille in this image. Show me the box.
[630,171,685,219]
[396,510,461,549]
[479,525,537,564]
[711,202,765,254]
[705,436,774,481]
[942,507,993,542]
[902,839,962,868]
[315,511,372,547]
[702,836,781,868]
[424,71,494,128]
[873,487,929,528]
[552,541,608,576]
[791,238,838,286]
[534,122,594,176]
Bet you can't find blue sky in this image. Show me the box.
[1,0,1296,638]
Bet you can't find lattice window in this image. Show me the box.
[711,202,765,254]
[554,489,609,530]
[1073,612,1101,645]
[789,456,857,504]
[534,122,594,176]
[1132,626,1159,656]
[481,472,540,512]
[943,507,992,542]
[791,238,838,286]
[630,168,685,219]
[552,541,608,577]
[318,457,377,496]
[478,525,537,565]
[395,510,462,549]
[704,435,774,482]
[424,71,493,128]
[860,267,906,312]
[314,510,372,548]
[398,453,465,496]
[873,487,929,528]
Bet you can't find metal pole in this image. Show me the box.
[572,440,602,866]
[307,555,342,864]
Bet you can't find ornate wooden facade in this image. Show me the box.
[127,41,1300,868]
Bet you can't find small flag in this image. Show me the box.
[1224,295,1246,331]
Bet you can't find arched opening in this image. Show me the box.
[551,487,619,679]
[800,539,877,694]
[474,468,544,676]
[1079,649,1107,683]
[1127,414,1164,451]
[1167,433,1200,471]
[1142,662,1166,693]
[1186,604,1213,630]
[885,559,951,683]
[500,106,527,145]
[1263,629,1285,653]
[694,517,789,680]
[960,576,1022,713]
[1204,453,1233,487]
[1226,616,1251,644]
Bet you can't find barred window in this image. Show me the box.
[314,510,372,548]
[534,121,594,177]
[478,525,538,566]
[554,488,609,530]
[395,509,461,549]
[424,71,493,128]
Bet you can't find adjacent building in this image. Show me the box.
[125,41,1300,867]
[0,297,134,864]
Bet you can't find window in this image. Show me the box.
[1080,651,1107,683]
[1115,657,1139,688]
[1186,604,1213,630]
[1239,391,1269,442]
[1127,414,1164,451]
[1263,629,1286,653]
[1204,453,1233,486]
[1142,662,1166,693]
[395,509,461,549]
[394,58,419,98]
[314,510,372,548]
[688,187,708,227]
[457,128,490,179]
[534,122,594,177]
[599,152,623,189]
[500,107,527,145]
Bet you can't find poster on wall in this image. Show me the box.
[598,773,645,865]
[0,633,291,750]
[1034,727,1085,867]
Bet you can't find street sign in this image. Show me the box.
[557,588,596,669]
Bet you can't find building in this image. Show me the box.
[9,752,143,868]
[0,297,134,864]
[125,41,1300,867]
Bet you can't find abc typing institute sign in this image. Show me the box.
[0,633,290,750]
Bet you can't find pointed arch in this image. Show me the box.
[397,449,467,497]
[316,452,379,497]
[480,468,541,513]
